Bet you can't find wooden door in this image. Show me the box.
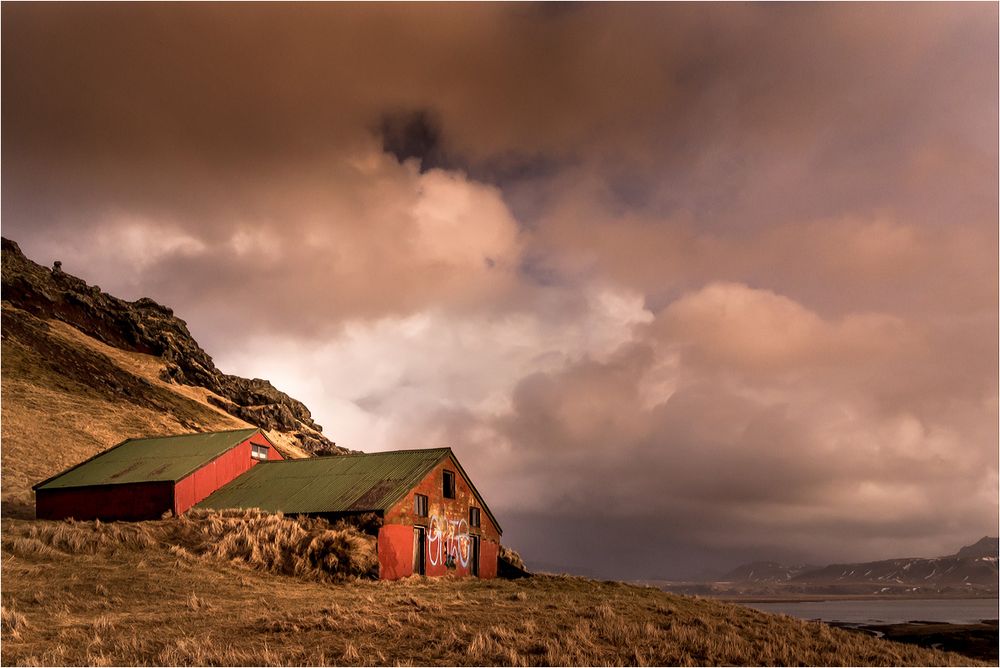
[413,526,426,576]
[470,535,480,577]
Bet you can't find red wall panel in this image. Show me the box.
[382,455,502,579]
[35,482,174,521]
[267,442,283,460]
[378,524,415,580]
[479,539,499,579]
[173,432,282,515]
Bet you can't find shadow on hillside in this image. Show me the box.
[1,497,35,519]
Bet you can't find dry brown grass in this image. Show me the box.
[169,509,378,580]
[500,544,527,570]
[9,509,377,581]
[1,605,30,640]
[1,516,983,666]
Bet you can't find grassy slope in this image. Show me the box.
[0,517,979,667]
[1,304,309,517]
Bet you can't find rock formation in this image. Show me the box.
[1,237,346,456]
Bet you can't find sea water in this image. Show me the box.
[744,598,999,625]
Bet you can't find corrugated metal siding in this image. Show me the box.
[35,428,260,489]
[196,448,451,513]
[35,482,175,521]
[173,432,283,514]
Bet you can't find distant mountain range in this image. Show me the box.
[722,537,998,588]
[721,561,821,583]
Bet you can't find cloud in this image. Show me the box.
[10,144,527,345]
[2,3,996,576]
[450,283,997,574]
[214,280,652,452]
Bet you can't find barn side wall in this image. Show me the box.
[35,482,174,521]
[382,455,502,580]
[378,524,415,580]
[479,538,499,579]
[173,432,282,515]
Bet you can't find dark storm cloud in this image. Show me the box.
[2,3,996,577]
[379,109,447,172]
[448,287,997,574]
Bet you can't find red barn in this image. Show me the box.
[33,428,282,521]
[197,448,502,579]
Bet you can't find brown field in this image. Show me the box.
[0,514,983,667]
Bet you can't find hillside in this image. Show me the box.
[1,515,980,667]
[1,238,346,518]
[721,561,821,584]
[957,537,1000,561]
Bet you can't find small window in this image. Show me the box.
[469,507,481,528]
[414,493,428,517]
[251,443,269,461]
[443,470,456,499]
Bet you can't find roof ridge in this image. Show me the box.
[351,446,451,456]
[196,446,452,514]
[263,446,451,463]
[128,427,258,442]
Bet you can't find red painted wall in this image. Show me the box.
[35,482,174,521]
[173,432,281,515]
[479,539,498,579]
[377,524,415,580]
[35,432,282,521]
[381,455,502,579]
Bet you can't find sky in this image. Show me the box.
[3,3,997,578]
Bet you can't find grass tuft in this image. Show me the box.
[186,593,205,611]
[12,508,378,582]
[342,642,360,662]
[1,605,30,640]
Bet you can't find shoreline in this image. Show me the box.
[713,594,999,603]
[831,620,999,662]
[641,579,999,603]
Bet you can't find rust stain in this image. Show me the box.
[146,464,169,477]
[108,461,142,480]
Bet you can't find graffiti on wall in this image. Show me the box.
[427,514,471,569]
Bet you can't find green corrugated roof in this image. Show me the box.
[33,428,260,490]
[196,448,451,514]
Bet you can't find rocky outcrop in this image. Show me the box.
[1,237,347,456]
[955,536,999,561]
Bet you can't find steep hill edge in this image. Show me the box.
[1,237,347,517]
